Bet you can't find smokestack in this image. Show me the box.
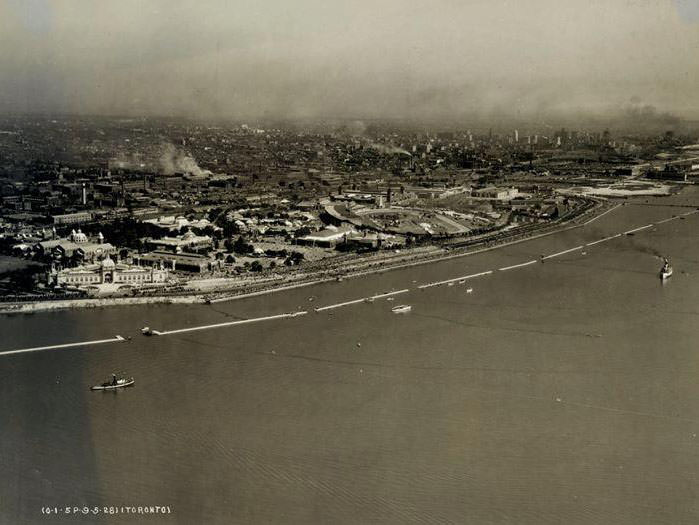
[81,183,87,205]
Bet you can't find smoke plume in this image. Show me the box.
[369,143,412,156]
[159,143,211,177]
[624,237,664,259]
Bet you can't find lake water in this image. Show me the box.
[2,190,699,524]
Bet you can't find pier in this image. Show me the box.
[314,289,409,312]
[0,335,125,357]
[541,246,584,260]
[623,224,654,235]
[152,312,308,336]
[417,270,493,289]
[586,233,622,246]
[582,203,623,226]
[498,260,538,271]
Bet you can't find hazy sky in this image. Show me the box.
[1,0,698,121]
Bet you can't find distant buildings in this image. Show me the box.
[296,225,355,248]
[143,215,214,233]
[134,251,221,273]
[145,229,213,254]
[472,187,519,200]
[52,211,92,225]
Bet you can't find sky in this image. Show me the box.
[0,0,698,122]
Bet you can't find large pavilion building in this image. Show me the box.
[51,256,169,291]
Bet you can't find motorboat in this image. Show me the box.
[91,376,135,391]
[391,304,412,314]
[466,287,473,294]
[141,326,153,336]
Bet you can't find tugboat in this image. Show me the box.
[91,373,135,391]
[141,326,153,336]
[659,257,673,280]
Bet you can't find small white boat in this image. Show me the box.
[466,288,473,294]
[364,297,375,303]
[391,304,412,314]
[448,282,455,287]
[386,297,395,302]
[91,377,135,391]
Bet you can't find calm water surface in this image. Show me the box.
[2,191,699,524]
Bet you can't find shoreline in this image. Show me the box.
[0,198,635,314]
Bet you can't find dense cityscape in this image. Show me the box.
[0,115,697,310]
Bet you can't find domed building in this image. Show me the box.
[51,255,169,291]
[69,229,88,243]
[35,230,116,265]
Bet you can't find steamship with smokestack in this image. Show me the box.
[659,257,673,280]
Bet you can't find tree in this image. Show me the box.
[207,207,222,222]
[233,236,253,255]
[250,260,263,272]
[289,251,305,265]
[222,221,239,237]
[295,226,311,238]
